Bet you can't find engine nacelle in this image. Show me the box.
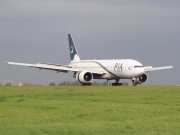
[76,71,93,83]
[132,74,148,84]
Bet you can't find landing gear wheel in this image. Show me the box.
[112,83,122,86]
[112,79,122,86]
[82,83,92,86]
[133,82,137,86]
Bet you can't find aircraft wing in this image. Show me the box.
[144,66,173,72]
[8,62,105,75]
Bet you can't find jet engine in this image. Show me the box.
[76,71,93,83]
[132,74,148,85]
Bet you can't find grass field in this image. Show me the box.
[0,86,180,135]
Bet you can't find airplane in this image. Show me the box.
[8,34,173,86]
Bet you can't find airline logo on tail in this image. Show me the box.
[68,34,80,62]
[70,46,74,53]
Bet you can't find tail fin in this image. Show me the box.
[68,34,80,62]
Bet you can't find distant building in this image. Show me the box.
[19,82,23,86]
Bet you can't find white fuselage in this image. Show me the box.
[69,59,144,80]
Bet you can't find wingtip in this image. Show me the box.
[168,66,173,68]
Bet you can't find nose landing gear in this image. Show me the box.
[132,81,137,86]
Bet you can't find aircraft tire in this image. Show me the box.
[112,83,122,86]
[133,83,137,86]
[82,83,92,86]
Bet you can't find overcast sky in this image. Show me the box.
[1,0,179,85]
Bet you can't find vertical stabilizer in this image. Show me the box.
[68,34,80,62]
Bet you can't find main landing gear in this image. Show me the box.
[112,79,122,86]
[81,83,92,86]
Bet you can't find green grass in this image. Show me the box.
[0,86,180,135]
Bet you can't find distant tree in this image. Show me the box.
[92,82,100,86]
[122,82,129,86]
[56,81,128,86]
[58,81,66,86]
[62,81,67,85]
[5,84,10,86]
[72,81,80,86]
[66,81,68,85]
[23,83,32,86]
[58,82,62,86]
[49,82,56,86]
[23,83,42,86]
[102,81,108,86]
[58,81,80,86]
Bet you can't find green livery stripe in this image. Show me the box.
[73,61,120,78]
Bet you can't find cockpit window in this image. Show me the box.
[134,65,143,68]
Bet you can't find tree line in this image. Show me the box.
[49,81,129,86]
